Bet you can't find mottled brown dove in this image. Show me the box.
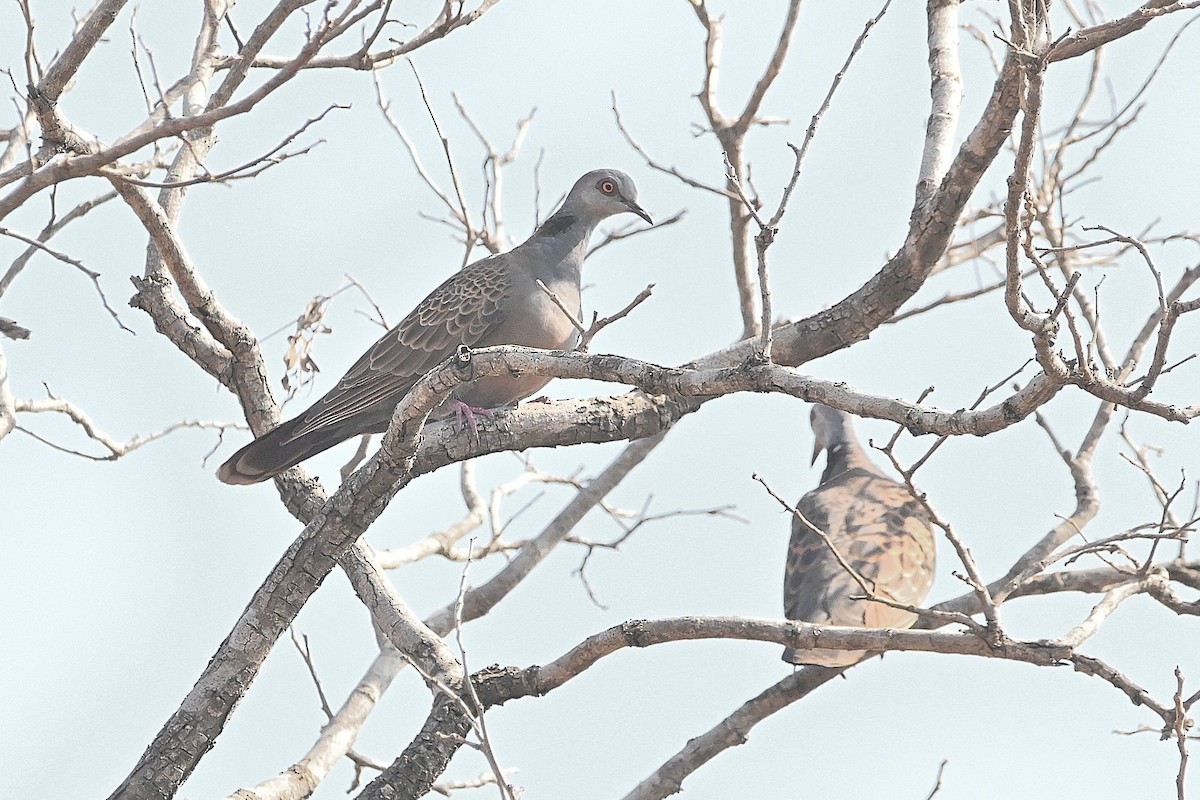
[218,169,651,485]
[782,404,937,666]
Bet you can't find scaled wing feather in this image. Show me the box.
[287,257,512,441]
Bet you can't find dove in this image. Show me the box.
[783,404,937,666]
[218,169,650,485]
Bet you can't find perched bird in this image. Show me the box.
[782,404,937,667]
[218,169,651,485]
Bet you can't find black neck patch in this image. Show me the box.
[537,213,578,237]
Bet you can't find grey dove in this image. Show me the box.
[782,404,937,666]
[218,169,651,485]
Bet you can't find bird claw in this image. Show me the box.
[453,401,494,436]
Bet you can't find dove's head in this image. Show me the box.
[565,169,652,225]
[809,404,852,465]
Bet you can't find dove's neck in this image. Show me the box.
[526,210,598,285]
[820,435,879,484]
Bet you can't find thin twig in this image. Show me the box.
[925,760,949,800]
[452,540,515,800]
[579,284,655,351]
[0,225,132,332]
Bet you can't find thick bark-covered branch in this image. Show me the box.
[491,616,1070,695]
[916,0,964,204]
[359,614,1072,799]
[1048,0,1200,62]
[356,690,474,800]
[33,0,131,107]
[340,544,464,688]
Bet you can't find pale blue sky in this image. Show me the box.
[3,2,1199,798]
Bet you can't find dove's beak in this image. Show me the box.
[810,440,823,466]
[625,199,653,225]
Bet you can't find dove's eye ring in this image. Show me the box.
[598,179,617,194]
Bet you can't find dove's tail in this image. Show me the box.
[216,416,361,485]
[782,646,867,668]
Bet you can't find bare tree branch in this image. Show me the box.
[0,189,118,302]
[0,342,15,442]
[620,667,844,800]
[0,224,132,332]
[1047,1,1200,62]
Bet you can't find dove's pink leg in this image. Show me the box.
[453,401,495,435]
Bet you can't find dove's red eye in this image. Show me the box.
[599,179,617,194]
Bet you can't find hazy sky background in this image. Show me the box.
[3,1,1199,798]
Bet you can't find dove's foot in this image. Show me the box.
[453,401,495,436]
